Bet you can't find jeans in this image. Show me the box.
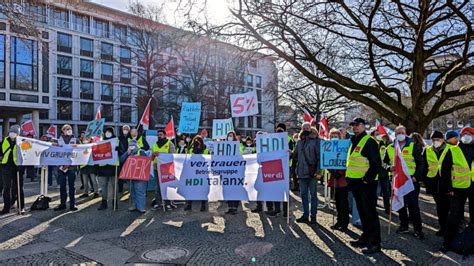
[130,180,147,211]
[349,192,361,225]
[351,180,381,246]
[98,175,116,202]
[58,169,76,207]
[299,178,318,218]
[398,182,422,232]
[82,173,97,193]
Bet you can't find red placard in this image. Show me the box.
[261,159,285,183]
[119,156,152,181]
[92,142,113,161]
[159,162,176,183]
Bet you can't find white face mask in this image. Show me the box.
[186,138,191,142]
[433,141,443,148]
[9,132,17,139]
[123,130,129,135]
[105,132,112,138]
[376,135,383,141]
[396,134,406,142]
[66,130,73,136]
[461,134,472,144]
[227,137,234,141]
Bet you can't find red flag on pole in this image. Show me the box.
[392,140,415,211]
[139,99,152,130]
[21,120,36,137]
[376,119,388,136]
[165,116,175,139]
[318,115,329,140]
[303,110,312,123]
[95,105,102,120]
[46,125,57,138]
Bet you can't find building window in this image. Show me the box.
[257,116,262,128]
[248,116,254,128]
[102,104,113,122]
[94,18,109,38]
[52,8,69,29]
[101,42,113,60]
[80,38,93,57]
[239,117,245,128]
[120,66,131,84]
[101,83,113,101]
[73,12,89,33]
[138,68,146,86]
[39,111,49,120]
[246,74,253,87]
[58,100,72,120]
[80,59,94,78]
[57,78,72,98]
[42,42,49,93]
[80,81,94,100]
[57,32,72,53]
[57,55,72,75]
[137,50,146,67]
[0,34,4,88]
[101,63,113,81]
[80,102,94,121]
[120,106,132,123]
[120,86,131,103]
[10,36,38,91]
[256,89,262,101]
[120,46,131,64]
[256,76,262,88]
[114,24,127,42]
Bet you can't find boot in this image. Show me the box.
[98,200,108,210]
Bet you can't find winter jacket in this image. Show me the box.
[293,128,320,179]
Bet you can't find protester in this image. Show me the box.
[422,130,450,236]
[240,136,255,155]
[346,118,381,254]
[225,131,241,215]
[97,127,118,210]
[121,139,148,213]
[176,138,188,154]
[118,125,131,194]
[372,129,391,214]
[410,132,426,149]
[293,122,320,224]
[185,135,208,212]
[54,124,78,212]
[0,125,21,215]
[79,137,99,199]
[129,128,149,150]
[291,132,300,191]
[384,125,425,239]
[152,129,176,211]
[440,127,474,252]
[327,128,349,231]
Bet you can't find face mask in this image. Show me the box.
[105,132,112,138]
[461,135,472,144]
[376,135,383,141]
[276,129,284,133]
[302,130,311,136]
[9,132,17,139]
[186,138,191,142]
[396,134,406,142]
[66,130,73,136]
[123,130,129,135]
[433,141,443,148]
[227,137,234,141]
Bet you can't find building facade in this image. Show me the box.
[0,0,277,137]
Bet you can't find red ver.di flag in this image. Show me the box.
[391,140,414,211]
[230,90,259,117]
[119,156,152,181]
[165,117,176,139]
[139,99,152,130]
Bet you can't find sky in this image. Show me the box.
[90,0,232,27]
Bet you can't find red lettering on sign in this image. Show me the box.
[261,159,285,183]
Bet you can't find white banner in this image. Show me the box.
[256,132,289,153]
[230,90,259,117]
[212,118,234,140]
[157,151,289,201]
[16,137,119,166]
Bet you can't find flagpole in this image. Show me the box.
[388,188,394,235]
[113,165,118,211]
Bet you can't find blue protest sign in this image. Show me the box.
[85,118,105,138]
[320,139,351,169]
[178,102,201,134]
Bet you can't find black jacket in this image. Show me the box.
[0,137,17,168]
[440,143,474,193]
[347,132,381,184]
[421,143,448,195]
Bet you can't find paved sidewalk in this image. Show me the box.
[0,179,472,265]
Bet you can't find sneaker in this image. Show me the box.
[251,208,262,213]
[54,204,66,211]
[152,204,161,210]
[79,193,88,199]
[69,206,78,212]
[20,209,27,215]
[93,193,99,199]
[414,231,424,240]
[296,216,309,223]
[396,226,409,234]
[362,244,381,255]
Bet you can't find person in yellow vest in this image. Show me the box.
[97,127,118,210]
[176,138,188,154]
[0,125,21,215]
[422,130,450,237]
[440,127,474,252]
[184,135,208,212]
[346,118,382,255]
[383,125,425,239]
[371,129,391,214]
[152,129,176,211]
[128,128,150,151]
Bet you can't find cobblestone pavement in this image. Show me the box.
[0,179,472,265]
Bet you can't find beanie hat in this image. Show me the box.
[445,130,459,140]
[460,127,474,136]
[276,123,287,131]
[9,125,20,133]
[430,130,444,139]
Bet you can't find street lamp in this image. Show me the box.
[446,120,453,129]
[457,120,464,128]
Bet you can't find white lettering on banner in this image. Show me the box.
[256,132,289,153]
[157,151,289,202]
[212,118,234,140]
[214,141,240,156]
[16,137,118,166]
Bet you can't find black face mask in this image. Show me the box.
[276,129,284,133]
[302,130,311,136]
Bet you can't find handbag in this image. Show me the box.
[31,195,51,211]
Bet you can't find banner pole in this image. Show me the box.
[113,165,118,211]
[16,171,22,215]
[332,174,337,230]
[287,198,290,225]
[44,166,48,196]
[388,188,394,235]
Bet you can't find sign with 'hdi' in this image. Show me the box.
[256,132,289,153]
[212,118,234,140]
[214,141,240,156]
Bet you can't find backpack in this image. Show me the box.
[30,195,51,211]
[451,226,474,258]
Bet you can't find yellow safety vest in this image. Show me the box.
[437,143,452,171]
[346,135,371,179]
[189,148,209,155]
[1,137,17,165]
[449,145,474,189]
[424,145,444,178]
[128,136,144,148]
[387,142,416,176]
[152,139,172,163]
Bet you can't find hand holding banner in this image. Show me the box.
[230,90,259,117]
[178,102,202,134]
[85,118,105,138]
[212,118,234,140]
